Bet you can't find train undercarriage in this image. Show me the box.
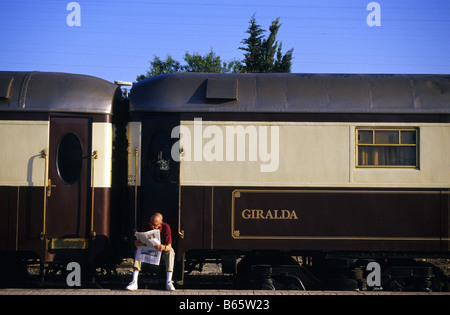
[1,249,449,293]
[182,250,450,292]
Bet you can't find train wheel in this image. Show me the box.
[236,254,316,290]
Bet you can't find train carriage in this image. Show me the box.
[0,71,122,280]
[129,73,450,289]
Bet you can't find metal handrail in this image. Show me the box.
[40,149,48,241]
[90,150,98,239]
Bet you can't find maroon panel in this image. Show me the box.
[231,189,440,239]
[178,186,446,254]
[0,187,18,251]
[92,187,111,238]
[441,190,450,252]
[178,186,205,254]
[16,186,46,258]
[17,187,45,242]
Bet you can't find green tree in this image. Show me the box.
[136,50,239,81]
[136,55,182,81]
[183,50,240,73]
[239,15,265,73]
[136,15,294,81]
[239,15,293,73]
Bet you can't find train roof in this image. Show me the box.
[129,73,450,114]
[0,71,119,114]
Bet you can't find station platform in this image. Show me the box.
[1,288,449,295]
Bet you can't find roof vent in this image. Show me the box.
[206,78,238,100]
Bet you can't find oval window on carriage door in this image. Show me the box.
[56,132,83,185]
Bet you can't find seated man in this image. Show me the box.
[126,212,175,291]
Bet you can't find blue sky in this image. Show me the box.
[1,0,449,83]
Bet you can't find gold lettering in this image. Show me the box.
[290,210,299,220]
[240,209,299,220]
[255,209,264,219]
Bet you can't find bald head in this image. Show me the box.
[149,212,163,229]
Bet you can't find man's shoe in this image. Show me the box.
[126,280,138,291]
[166,281,176,291]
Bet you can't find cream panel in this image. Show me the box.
[0,120,49,186]
[127,121,141,186]
[420,125,450,185]
[92,122,112,188]
[179,121,350,187]
[278,123,350,185]
[180,121,450,188]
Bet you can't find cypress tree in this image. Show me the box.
[239,15,293,73]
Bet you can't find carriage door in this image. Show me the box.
[46,117,90,247]
[140,114,180,232]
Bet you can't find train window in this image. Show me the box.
[358,130,373,144]
[401,131,416,144]
[56,132,83,184]
[356,128,418,168]
[374,130,399,144]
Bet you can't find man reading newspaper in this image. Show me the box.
[126,212,175,291]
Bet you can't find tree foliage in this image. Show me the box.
[239,15,294,73]
[136,55,182,81]
[136,50,239,82]
[136,15,293,81]
[183,50,240,73]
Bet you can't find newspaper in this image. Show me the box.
[135,229,161,247]
[135,229,161,265]
[135,246,161,265]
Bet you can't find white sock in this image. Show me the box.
[166,271,173,283]
[132,271,139,282]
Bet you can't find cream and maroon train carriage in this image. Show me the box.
[0,71,122,282]
[129,73,450,290]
